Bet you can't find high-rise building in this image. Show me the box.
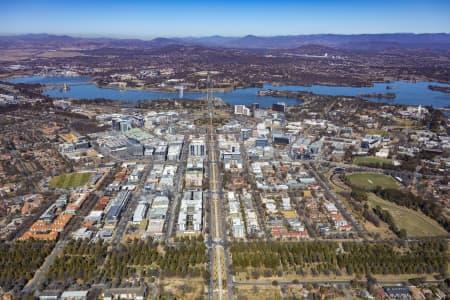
[272,102,286,113]
[112,118,132,132]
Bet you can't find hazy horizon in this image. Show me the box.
[1,32,450,41]
[1,0,450,39]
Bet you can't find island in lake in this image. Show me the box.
[428,85,450,94]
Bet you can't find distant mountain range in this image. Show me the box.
[1,33,449,50]
[183,33,450,50]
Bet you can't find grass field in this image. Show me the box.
[236,286,281,300]
[367,193,448,237]
[393,117,415,127]
[49,172,92,188]
[346,173,400,190]
[364,129,389,136]
[160,278,205,299]
[353,156,393,166]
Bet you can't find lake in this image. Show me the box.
[7,76,450,108]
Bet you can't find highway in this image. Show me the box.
[206,91,231,299]
[209,124,226,300]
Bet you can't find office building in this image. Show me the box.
[177,190,203,233]
[112,118,132,132]
[189,139,206,157]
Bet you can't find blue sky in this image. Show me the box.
[1,0,449,38]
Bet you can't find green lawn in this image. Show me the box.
[49,172,92,188]
[346,173,400,190]
[367,193,448,238]
[353,156,393,166]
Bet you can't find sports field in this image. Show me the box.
[367,193,447,237]
[353,156,393,166]
[49,172,92,188]
[346,173,400,190]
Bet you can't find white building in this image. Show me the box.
[177,190,203,233]
[154,142,168,161]
[147,196,169,236]
[234,105,251,116]
[59,142,76,153]
[189,138,206,157]
[232,217,245,238]
[167,144,182,161]
[128,168,141,183]
[72,228,93,240]
[228,192,245,239]
[132,202,149,224]
[60,290,89,300]
[376,147,390,158]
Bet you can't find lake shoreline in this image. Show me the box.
[6,75,450,108]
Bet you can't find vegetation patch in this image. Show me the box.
[45,237,207,289]
[375,188,450,233]
[49,172,92,188]
[353,156,393,167]
[160,279,205,299]
[367,193,447,238]
[0,240,54,291]
[346,173,400,190]
[393,117,416,127]
[364,129,390,136]
[231,240,447,278]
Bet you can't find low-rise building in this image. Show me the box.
[167,144,182,161]
[102,286,147,300]
[133,202,149,224]
[60,290,89,300]
[147,196,169,236]
[185,157,204,187]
